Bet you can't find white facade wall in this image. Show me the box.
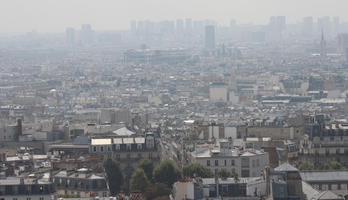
[208,126,220,139]
[193,152,268,177]
[224,127,237,139]
[210,87,227,102]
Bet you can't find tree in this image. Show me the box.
[103,158,124,196]
[319,162,332,170]
[183,163,213,178]
[329,161,345,170]
[153,160,181,187]
[130,168,150,192]
[144,183,171,200]
[217,168,232,178]
[299,162,314,171]
[139,159,154,181]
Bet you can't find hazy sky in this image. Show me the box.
[1,0,347,33]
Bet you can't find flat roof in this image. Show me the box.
[91,138,112,145]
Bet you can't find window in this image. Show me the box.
[39,198,44,200]
[13,198,18,200]
[241,157,250,168]
[224,160,227,166]
[26,198,31,200]
[328,184,332,190]
[338,184,341,190]
[93,146,97,152]
[207,160,210,166]
[100,146,104,152]
[256,159,260,167]
[241,169,250,177]
[231,160,235,166]
[215,160,219,166]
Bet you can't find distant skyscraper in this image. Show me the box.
[338,33,348,61]
[269,16,286,32]
[65,27,75,45]
[333,17,340,36]
[268,16,286,41]
[131,20,137,34]
[205,25,215,49]
[302,17,313,37]
[317,16,331,38]
[80,24,94,45]
[320,30,327,59]
[176,19,184,35]
[185,18,193,34]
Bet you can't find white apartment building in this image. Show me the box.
[190,140,269,177]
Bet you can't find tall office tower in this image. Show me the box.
[80,24,94,45]
[185,18,193,34]
[338,33,348,61]
[193,20,204,35]
[268,16,286,41]
[159,20,175,35]
[302,17,313,37]
[65,27,75,45]
[176,19,184,36]
[130,20,137,34]
[320,30,327,59]
[137,21,144,36]
[317,16,331,38]
[144,20,154,38]
[205,25,215,49]
[269,16,286,31]
[333,17,340,36]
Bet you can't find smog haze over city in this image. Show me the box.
[1,0,348,200]
[1,0,348,33]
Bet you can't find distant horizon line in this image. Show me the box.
[0,15,347,36]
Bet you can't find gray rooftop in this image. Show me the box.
[300,171,348,182]
[274,163,298,172]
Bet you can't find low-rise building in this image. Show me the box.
[53,168,109,198]
[172,177,266,200]
[0,174,54,200]
[190,140,269,177]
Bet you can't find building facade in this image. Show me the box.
[190,140,269,177]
